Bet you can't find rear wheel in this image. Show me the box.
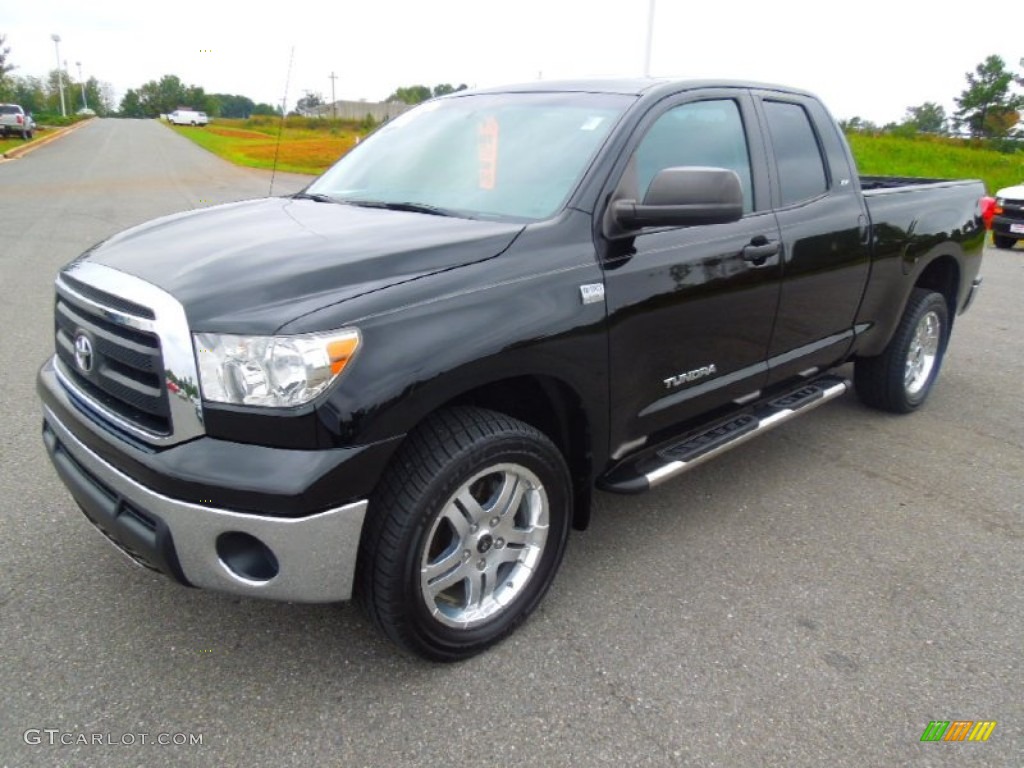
[993,234,1016,249]
[855,288,949,413]
[357,406,571,661]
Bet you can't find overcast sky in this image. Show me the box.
[4,0,1022,123]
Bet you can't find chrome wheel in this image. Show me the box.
[904,310,941,396]
[419,463,549,629]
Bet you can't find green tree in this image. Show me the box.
[208,93,256,118]
[432,83,468,98]
[386,84,432,104]
[251,102,281,116]
[954,55,1023,138]
[296,92,324,113]
[9,75,45,114]
[118,88,145,117]
[386,83,469,104]
[839,116,879,133]
[0,34,14,98]
[903,102,947,134]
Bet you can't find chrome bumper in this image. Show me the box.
[44,406,368,603]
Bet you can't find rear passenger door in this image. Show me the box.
[753,92,871,385]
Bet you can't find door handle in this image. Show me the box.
[742,239,780,265]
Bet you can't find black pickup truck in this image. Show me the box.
[38,80,985,660]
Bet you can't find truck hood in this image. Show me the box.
[996,184,1024,200]
[83,197,524,333]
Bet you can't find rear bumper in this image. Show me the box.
[43,405,368,602]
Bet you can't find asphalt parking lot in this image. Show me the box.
[1,119,1021,767]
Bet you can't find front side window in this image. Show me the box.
[308,92,632,221]
[632,99,754,213]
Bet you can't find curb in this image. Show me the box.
[2,117,95,160]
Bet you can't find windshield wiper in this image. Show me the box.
[344,200,461,218]
[293,192,338,203]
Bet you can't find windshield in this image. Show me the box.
[308,92,632,221]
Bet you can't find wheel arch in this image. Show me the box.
[914,254,960,326]
[390,374,596,531]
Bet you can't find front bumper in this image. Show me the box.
[37,357,389,602]
[992,214,1023,239]
[43,406,368,601]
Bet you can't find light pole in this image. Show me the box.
[328,72,338,121]
[643,0,656,77]
[76,61,88,111]
[51,34,67,117]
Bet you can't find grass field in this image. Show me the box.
[171,117,1024,194]
[0,130,43,155]
[170,117,365,175]
[847,133,1023,194]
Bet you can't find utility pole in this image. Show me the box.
[328,72,338,120]
[51,34,67,117]
[76,61,88,111]
[643,0,656,77]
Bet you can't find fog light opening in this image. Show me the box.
[216,531,279,582]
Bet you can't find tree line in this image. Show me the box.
[0,33,114,116]
[843,54,1023,142]
[118,75,279,119]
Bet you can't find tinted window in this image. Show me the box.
[763,101,828,205]
[634,100,754,213]
[310,93,630,221]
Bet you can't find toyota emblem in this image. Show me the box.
[73,333,94,373]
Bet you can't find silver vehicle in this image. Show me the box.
[0,104,35,140]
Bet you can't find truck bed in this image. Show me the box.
[859,175,983,192]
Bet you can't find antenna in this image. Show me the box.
[270,46,295,197]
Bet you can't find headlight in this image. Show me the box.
[193,329,360,407]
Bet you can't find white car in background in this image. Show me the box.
[168,109,208,126]
[0,104,35,139]
[991,183,1024,249]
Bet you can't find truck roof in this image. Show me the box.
[468,78,816,99]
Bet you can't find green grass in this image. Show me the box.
[847,133,1024,195]
[172,117,1024,194]
[169,117,369,175]
[0,128,47,155]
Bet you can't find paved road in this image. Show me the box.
[1,119,1021,767]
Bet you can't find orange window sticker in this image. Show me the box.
[478,116,499,190]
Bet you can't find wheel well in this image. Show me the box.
[445,376,593,530]
[915,256,960,322]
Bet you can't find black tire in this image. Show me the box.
[855,288,949,413]
[357,406,571,661]
[993,234,1016,250]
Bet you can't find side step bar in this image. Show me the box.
[599,376,850,494]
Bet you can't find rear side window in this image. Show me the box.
[763,101,828,206]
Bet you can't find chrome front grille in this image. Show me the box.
[53,262,205,447]
[55,291,171,434]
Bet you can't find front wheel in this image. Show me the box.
[854,288,949,413]
[993,234,1016,250]
[357,407,572,661]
